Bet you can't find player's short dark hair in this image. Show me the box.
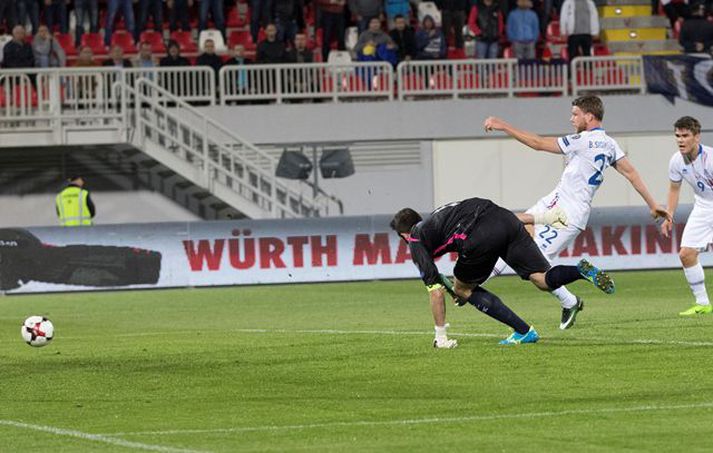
[674,116,701,135]
[390,208,422,234]
[572,95,604,121]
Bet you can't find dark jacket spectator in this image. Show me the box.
[415,15,447,59]
[2,26,35,69]
[102,45,133,68]
[680,3,713,53]
[274,0,301,42]
[349,0,384,32]
[285,33,314,63]
[316,0,347,61]
[257,23,287,63]
[389,15,416,61]
[196,39,224,77]
[160,41,191,66]
[436,0,468,49]
[469,0,504,59]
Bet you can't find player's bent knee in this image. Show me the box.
[529,272,550,291]
[680,247,699,266]
[453,278,476,299]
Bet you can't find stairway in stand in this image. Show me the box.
[599,0,681,55]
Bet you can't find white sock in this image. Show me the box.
[551,286,577,309]
[486,258,508,282]
[684,263,710,306]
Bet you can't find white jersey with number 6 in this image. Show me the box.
[537,128,626,230]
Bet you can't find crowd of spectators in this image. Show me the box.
[0,0,608,72]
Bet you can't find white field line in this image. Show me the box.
[106,401,713,437]
[0,420,208,453]
[101,327,713,348]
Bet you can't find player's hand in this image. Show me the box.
[651,207,672,223]
[536,206,568,229]
[661,218,674,238]
[439,274,466,306]
[433,337,458,349]
[484,116,507,132]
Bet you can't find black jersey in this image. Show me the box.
[408,198,495,287]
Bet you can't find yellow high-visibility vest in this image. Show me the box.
[56,186,93,227]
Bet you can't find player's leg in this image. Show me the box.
[678,209,713,315]
[452,256,538,344]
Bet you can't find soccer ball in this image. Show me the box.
[21,316,54,347]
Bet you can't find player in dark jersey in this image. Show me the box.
[390,197,615,347]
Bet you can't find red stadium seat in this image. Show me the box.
[140,30,165,53]
[80,32,108,55]
[546,21,565,44]
[593,44,611,56]
[170,30,198,53]
[55,33,78,56]
[447,47,465,59]
[111,31,137,53]
[226,7,246,27]
[228,30,256,51]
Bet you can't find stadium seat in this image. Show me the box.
[546,21,565,44]
[140,31,165,53]
[228,30,257,51]
[447,47,465,59]
[199,29,227,52]
[327,50,352,65]
[55,33,78,56]
[111,30,137,53]
[593,44,611,56]
[418,2,442,27]
[81,32,108,55]
[226,7,246,27]
[170,30,198,53]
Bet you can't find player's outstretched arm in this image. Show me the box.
[615,157,672,222]
[661,181,681,238]
[483,116,562,154]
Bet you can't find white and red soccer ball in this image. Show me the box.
[21,316,54,347]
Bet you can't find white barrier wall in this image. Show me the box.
[433,133,694,210]
[0,205,699,295]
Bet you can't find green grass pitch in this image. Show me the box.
[2,269,713,452]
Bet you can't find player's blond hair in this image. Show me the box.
[674,116,701,135]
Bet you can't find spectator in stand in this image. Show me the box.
[415,15,446,59]
[506,0,539,59]
[470,0,504,59]
[200,0,226,39]
[257,23,287,63]
[196,38,223,78]
[250,0,273,43]
[105,0,136,46]
[2,25,35,69]
[349,0,383,33]
[662,0,690,29]
[74,44,98,66]
[541,0,562,36]
[436,0,467,50]
[680,2,713,53]
[316,0,346,62]
[385,0,411,29]
[45,0,69,34]
[103,44,133,67]
[286,32,313,62]
[389,14,416,61]
[0,0,15,33]
[160,40,190,66]
[17,0,40,34]
[136,0,163,42]
[33,24,66,67]
[167,0,192,32]
[355,16,396,59]
[559,0,598,60]
[133,41,157,67]
[74,0,99,48]
[225,43,251,93]
[275,0,300,44]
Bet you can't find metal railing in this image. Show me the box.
[571,56,646,96]
[131,77,341,218]
[396,58,568,100]
[219,62,394,104]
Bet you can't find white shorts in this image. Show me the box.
[526,200,583,262]
[681,206,713,251]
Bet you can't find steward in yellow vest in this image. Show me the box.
[55,176,95,226]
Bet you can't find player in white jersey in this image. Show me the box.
[661,116,713,316]
[483,95,670,329]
